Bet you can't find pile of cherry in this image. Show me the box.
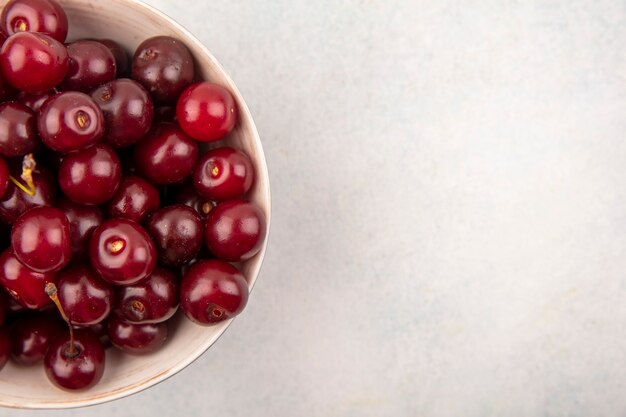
[0,0,266,391]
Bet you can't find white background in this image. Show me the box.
[8,0,626,416]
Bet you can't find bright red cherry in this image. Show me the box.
[0,0,68,42]
[10,313,64,365]
[205,199,266,261]
[11,206,71,273]
[89,218,156,285]
[176,82,237,142]
[105,176,160,223]
[107,315,167,355]
[56,197,104,261]
[114,267,178,323]
[0,248,57,309]
[58,143,121,205]
[57,264,113,327]
[0,102,38,157]
[180,260,248,325]
[193,147,254,201]
[0,32,68,93]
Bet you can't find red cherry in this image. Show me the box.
[0,248,57,309]
[10,312,64,365]
[0,0,68,42]
[107,315,167,354]
[192,147,254,202]
[57,264,113,327]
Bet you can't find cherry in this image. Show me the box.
[193,147,254,202]
[61,40,116,92]
[133,122,198,185]
[58,143,121,205]
[146,204,203,267]
[132,36,194,104]
[176,82,237,142]
[0,327,10,371]
[180,260,248,325]
[44,328,104,390]
[105,176,160,223]
[114,267,178,323]
[57,264,113,327]
[107,315,167,355]
[0,248,57,309]
[56,197,104,260]
[205,199,266,261]
[176,183,215,218]
[0,102,38,157]
[89,218,156,286]
[0,159,55,223]
[17,89,55,112]
[10,312,64,365]
[11,206,71,273]
[38,91,104,153]
[88,320,110,348]
[98,39,129,78]
[0,0,68,42]
[0,156,8,199]
[91,79,153,148]
[0,32,68,93]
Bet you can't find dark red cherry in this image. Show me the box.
[61,40,116,92]
[0,164,55,224]
[88,320,110,348]
[0,32,68,93]
[133,123,198,185]
[91,79,153,148]
[107,315,167,355]
[0,156,8,199]
[98,39,129,78]
[131,36,194,105]
[205,199,266,261]
[11,206,71,273]
[0,102,38,157]
[38,92,104,153]
[56,197,104,260]
[10,312,64,365]
[0,248,57,309]
[57,264,113,327]
[0,327,9,370]
[146,205,203,267]
[18,89,55,112]
[0,0,68,42]
[176,82,237,142]
[58,143,121,205]
[175,183,214,218]
[89,218,156,286]
[114,267,178,323]
[105,176,160,223]
[193,147,254,202]
[44,328,105,390]
[180,260,248,325]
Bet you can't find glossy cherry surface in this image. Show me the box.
[106,176,160,223]
[91,79,153,148]
[99,39,129,78]
[0,166,55,224]
[61,40,116,92]
[0,327,9,370]
[176,183,215,219]
[176,82,237,142]
[107,315,167,355]
[0,0,68,42]
[44,328,105,390]
[114,267,177,324]
[132,36,193,104]
[133,122,198,185]
[0,32,68,93]
[18,89,55,112]
[89,218,156,285]
[10,313,64,365]
[205,199,266,262]
[38,91,104,153]
[58,143,121,205]
[57,264,113,327]
[11,206,71,272]
[0,248,56,309]
[0,102,37,157]
[56,197,103,260]
[180,260,248,325]
[0,156,8,199]
[193,147,254,202]
[146,204,203,267]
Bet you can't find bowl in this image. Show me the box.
[0,0,270,409]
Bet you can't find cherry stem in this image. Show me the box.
[9,154,36,197]
[45,283,77,358]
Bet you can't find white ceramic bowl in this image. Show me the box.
[0,0,270,409]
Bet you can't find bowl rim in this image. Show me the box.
[1,0,271,409]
